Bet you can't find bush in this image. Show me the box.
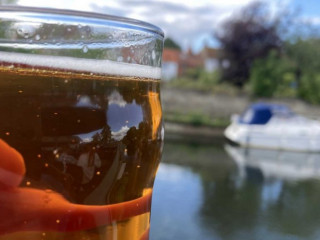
[164,112,229,128]
[168,70,220,92]
[298,73,320,104]
[286,39,320,104]
[250,50,296,98]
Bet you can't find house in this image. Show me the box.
[179,48,204,75]
[200,46,220,73]
[162,46,220,80]
[162,48,180,81]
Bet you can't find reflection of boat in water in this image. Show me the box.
[224,103,320,152]
[225,144,320,180]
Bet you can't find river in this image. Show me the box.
[150,138,320,240]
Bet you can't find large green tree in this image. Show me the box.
[286,39,320,104]
[249,38,320,104]
[250,50,296,98]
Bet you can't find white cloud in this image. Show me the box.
[111,125,129,141]
[108,90,127,108]
[17,0,291,51]
[300,16,320,25]
[18,0,91,11]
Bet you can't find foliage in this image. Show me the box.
[167,70,220,92]
[164,37,181,50]
[215,1,291,87]
[164,111,229,128]
[249,38,320,104]
[285,39,320,104]
[250,50,296,98]
[0,0,17,4]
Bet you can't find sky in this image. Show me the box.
[15,0,320,52]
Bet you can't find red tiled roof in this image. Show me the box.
[201,47,219,58]
[163,48,180,62]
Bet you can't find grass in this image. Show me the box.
[164,111,230,128]
[164,78,249,97]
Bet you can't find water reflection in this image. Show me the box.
[225,144,320,180]
[151,140,320,240]
[107,100,143,141]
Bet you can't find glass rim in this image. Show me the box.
[0,5,164,38]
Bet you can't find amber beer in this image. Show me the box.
[0,49,163,239]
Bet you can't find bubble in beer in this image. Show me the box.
[15,23,38,39]
[18,29,29,38]
[82,45,88,53]
[152,50,156,60]
[17,28,23,35]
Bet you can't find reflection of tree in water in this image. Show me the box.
[265,180,320,237]
[107,121,162,203]
[198,160,320,239]
[199,174,263,239]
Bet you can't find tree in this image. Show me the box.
[250,50,296,98]
[164,37,181,50]
[215,2,290,87]
[0,0,17,5]
[286,39,320,104]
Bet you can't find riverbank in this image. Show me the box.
[162,86,320,128]
[164,122,225,143]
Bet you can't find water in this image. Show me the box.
[150,138,320,240]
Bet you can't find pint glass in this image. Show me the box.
[0,6,164,240]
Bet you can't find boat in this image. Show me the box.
[224,103,320,152]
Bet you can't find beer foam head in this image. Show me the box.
[0,51,161,79]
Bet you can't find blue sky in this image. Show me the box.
[292,0,320,17]
[14,0,320,52]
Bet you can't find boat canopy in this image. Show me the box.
[239,103,293,125]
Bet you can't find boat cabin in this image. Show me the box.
[239,103,293,125]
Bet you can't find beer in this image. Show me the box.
[0,52,163,240]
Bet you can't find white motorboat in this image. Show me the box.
[224,103,320,152]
